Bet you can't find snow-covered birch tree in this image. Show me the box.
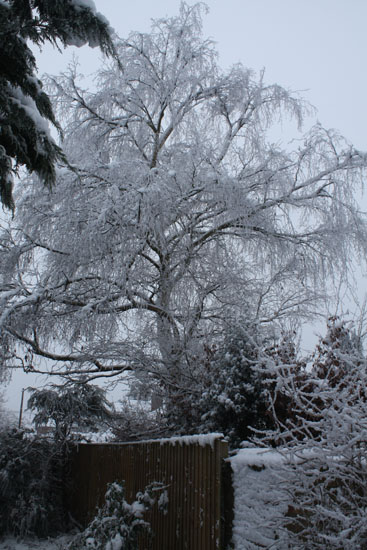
[0,3,367,394]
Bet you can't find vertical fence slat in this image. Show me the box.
[193,441,200,550]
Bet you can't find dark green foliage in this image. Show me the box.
[28,383,114,442]
[164,323,277,448]
[0,427,65,537]
[0,0,115,210]
[196,324,273,448]
[67,481,165,550]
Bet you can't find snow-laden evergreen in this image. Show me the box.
[28,383,113,443]
[0,428,65,537]
[164,321,278,446]
[0,0,115,209]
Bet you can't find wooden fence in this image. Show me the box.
[67,434,231,550]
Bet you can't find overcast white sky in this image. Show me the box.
[4,0,367,414]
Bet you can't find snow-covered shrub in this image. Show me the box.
[265,318,367,549]
[0,428,65,537]
[194,324,273,448]
[28,383,114,444]
[67,481,165,550]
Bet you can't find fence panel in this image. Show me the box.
[67,434,229,550]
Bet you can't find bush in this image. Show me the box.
[0,427,66,537]
[265,318,367,548]
[67,481,166,550]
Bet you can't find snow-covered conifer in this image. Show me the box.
[0,0,115,209]
[165,322,273,447]
[28,384,113,442]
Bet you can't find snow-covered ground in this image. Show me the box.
[0,535,72,550]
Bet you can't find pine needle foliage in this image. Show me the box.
[0,0,115,210]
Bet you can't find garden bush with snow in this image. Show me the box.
[0,428,65,537]
[67,481,167,550]
[231,317,367,549]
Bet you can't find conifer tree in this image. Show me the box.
[28,383,113,442]
[195,324,271,447]
[164,322,278,448]
[0,0,115,210]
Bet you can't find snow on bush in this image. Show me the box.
[0,428,65,537]
[66,481,167,550]
[230,318,367,549]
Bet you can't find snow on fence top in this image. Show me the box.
[81,433,226,448]
[157,433,225,448]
